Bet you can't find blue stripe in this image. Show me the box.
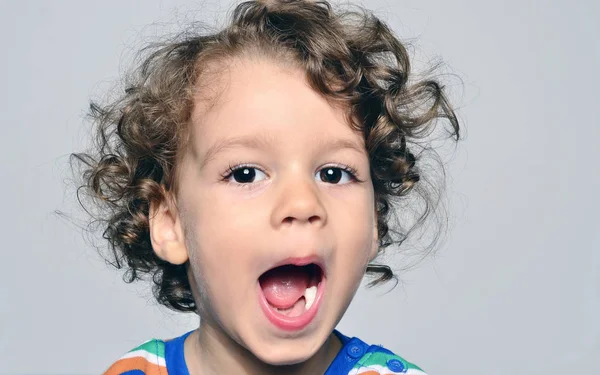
[165,330,194,375]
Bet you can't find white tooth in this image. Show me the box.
[304,286,317,310]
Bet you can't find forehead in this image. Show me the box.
[187,57,363,155]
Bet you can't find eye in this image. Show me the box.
[224,165,267,184]
[316,166,357,184]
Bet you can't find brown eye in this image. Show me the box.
[226,166,267,184]
[233,168,255,183]
[319,168,341,183]
[318,167,354,184]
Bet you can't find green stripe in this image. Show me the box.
[355,351,424,372]
[128,339,166,359]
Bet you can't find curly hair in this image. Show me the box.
[72,0,460,312]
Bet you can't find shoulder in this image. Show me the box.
[103,338,168,375]
[351,347,427,375]
[332,331,427,375]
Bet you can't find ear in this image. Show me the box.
[149,196,189,265]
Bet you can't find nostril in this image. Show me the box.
[282,214,322,225]
[308,215,322,224]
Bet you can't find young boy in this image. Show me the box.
[74,1,460,374]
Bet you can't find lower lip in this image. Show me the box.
[257,278,325,331]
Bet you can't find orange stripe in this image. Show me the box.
[103,356,167,375]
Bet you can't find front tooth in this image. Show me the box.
[304,286,317,310]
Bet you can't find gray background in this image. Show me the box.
[1,0,598,374]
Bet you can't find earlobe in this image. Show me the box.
[149,197,189,265]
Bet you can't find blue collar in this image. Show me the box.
[164,329,370,375]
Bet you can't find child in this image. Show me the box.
[74,0,460,374]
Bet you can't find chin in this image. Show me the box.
[247,334,324,366]
[254,348,314,366]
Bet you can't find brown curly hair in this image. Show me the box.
[72,0,460,312]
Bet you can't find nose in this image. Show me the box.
[270,173,327,229]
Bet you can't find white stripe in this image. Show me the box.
[119,349,167,367]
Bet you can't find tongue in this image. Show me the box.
[259,265,309,309]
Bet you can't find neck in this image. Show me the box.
[184,321,341,375]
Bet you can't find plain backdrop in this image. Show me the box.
[0,0,598,374]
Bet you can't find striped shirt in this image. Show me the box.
[104,330,427,375]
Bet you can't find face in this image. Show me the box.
[162,57,378,365]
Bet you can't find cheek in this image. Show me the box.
[183,188,255,250]
[181,194,262,290]
[184,217,254,322]
[331,193,376,266]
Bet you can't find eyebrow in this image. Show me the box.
[199,134,275,168]
[199,133,366,168]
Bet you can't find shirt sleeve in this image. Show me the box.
[103,339,168,375]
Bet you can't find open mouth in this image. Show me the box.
[257,262,325,331]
